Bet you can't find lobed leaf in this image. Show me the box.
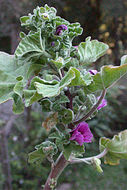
[34,68,75,98]
[28,141,58,164]
[0,52,42,113]
[60,108,74,124]
[86,60,127,93]
[99,130,127,165]
[69,68,93,86]
[34,67,92,100]
[28,148,45,164]
[78,37,109,64]
[15,30,51,62]
[63,142,85,160]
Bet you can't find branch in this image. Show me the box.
[43,153,68,190]
[73,89,107,125]
[69,149,108,164]
[44,68,73,189]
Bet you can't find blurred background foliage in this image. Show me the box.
[0,0,127,189]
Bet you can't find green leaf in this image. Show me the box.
[24,90,42,107]
[0,52,42,112]
[60,108,74,124]
[41,98,52,112]
[52,95,69,111]
[28,148,45,164]
[86,63,127,93]
[13,79,23,97]
[41,141,58,156]
[82,70,93,86]
[99,130,127,165]
[35,80,60,97]
[23,77,44,107]
[51,57,71,69]
[56,95,69,104]
[69,68,93,86]
[49,131,61,140]
[12,94,24,114]
[85,94,97,110]
[34,68,75,98]
[78,37,109,64]
[35,141,58,156]
[60,67,75,87]
[63,143,85,160]
[51,57,64,69]
[15,30,51,61]
[34,67,92,99]
[20,16,30,26]
[0,52,24,111]
[28,141,58,164]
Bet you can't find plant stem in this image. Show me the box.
[73,89,107,125]
[44,70,73,189]
[43,153,68,190]
[70,149,108,164]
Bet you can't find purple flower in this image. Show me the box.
[89,70,98,75]
[70,122,93,146]
[55,24,68,35]
[51,41,55,47]
[97,97,107,110]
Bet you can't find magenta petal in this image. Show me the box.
[83,132,93,143]
[70,122,93,146]
[70,131,84,146]
[78,122,89,134]
[70,130,79,140]
[74,134,84,146]
[97,98,107,110]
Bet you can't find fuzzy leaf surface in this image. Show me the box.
[63,143,85,160]
[34,68,75,97]
[78,37,109,64]
[0,52,42,113]
[99,130,127,165]
[28,148,45,164]
[15,30,50,62]
[86,62,127,93]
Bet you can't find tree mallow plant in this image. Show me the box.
[0,4,127,190]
